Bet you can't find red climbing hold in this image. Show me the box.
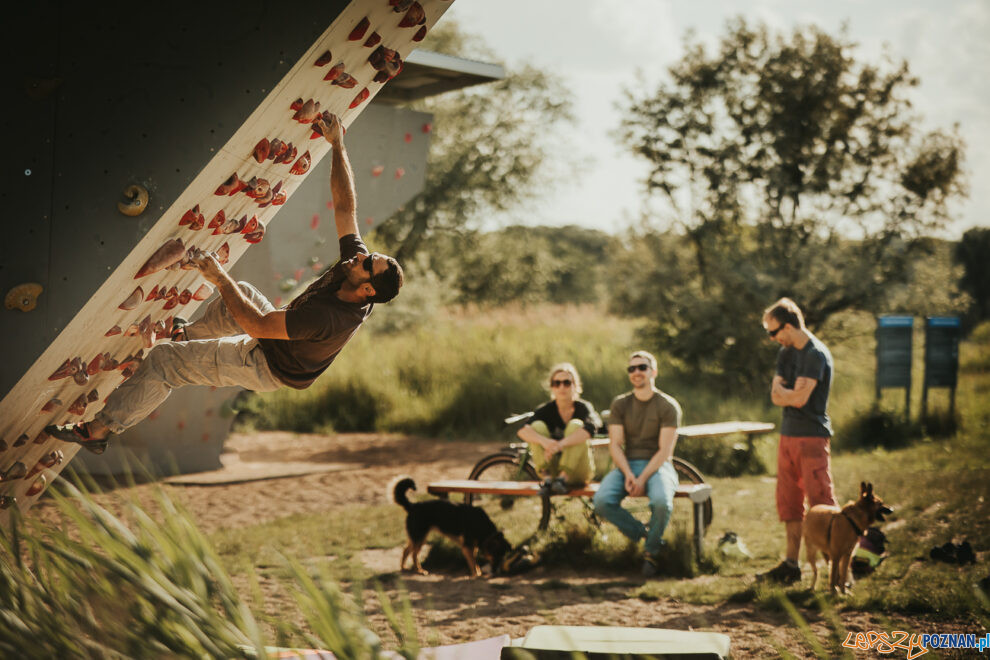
[119,287,144,310]
[253,138,270,163]
[136,239,185,278]
[348,16,370,41]
[314,50,332,66]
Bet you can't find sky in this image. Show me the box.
[443,0,989,238]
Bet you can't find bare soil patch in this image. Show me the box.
[33,432,979,657]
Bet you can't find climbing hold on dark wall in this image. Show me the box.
[5,283,43,312]
[117,184,149,217]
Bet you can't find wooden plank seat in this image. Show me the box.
[589,420,776,448]
[427,479,714,557]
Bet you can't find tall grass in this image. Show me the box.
[239,303,775,439]
[0,478,420,659]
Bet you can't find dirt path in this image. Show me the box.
[34,432,978,657]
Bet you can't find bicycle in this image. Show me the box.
[463,411,713,547]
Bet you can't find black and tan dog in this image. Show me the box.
[803,481,894,594]
[391,477,511,578]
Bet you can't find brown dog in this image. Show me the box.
[803,481,893,594]
[392,477,511,578]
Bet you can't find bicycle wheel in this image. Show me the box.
[672,456,713,530]
[466,452,550,546]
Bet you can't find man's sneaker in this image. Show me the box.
[955,541,976,565]
[641,553,659,577]
[538,477,570,496]
[43,423,109,455]
[170,317,189,342]
[756,560,801,585]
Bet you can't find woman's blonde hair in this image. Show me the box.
[546,362,583,395]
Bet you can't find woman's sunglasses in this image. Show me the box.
[551,379,572,388]
[627,364,650,373]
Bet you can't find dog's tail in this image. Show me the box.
[390,475,416,511]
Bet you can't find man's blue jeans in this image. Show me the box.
[593,460,679,556]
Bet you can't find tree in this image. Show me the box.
[955,228,990,328]
[373,21,574,266]
[612,19,967,389]
[453,225,612,306]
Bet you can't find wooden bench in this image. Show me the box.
[428,421,775,558]
[428,479,713,557]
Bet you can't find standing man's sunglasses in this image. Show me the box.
[766,324,785,338]
[551,379,572,388]
[627,364,650,373]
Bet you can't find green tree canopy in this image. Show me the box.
[453,225,612,306]
[374,21,574,265]
[955,227,990,328]
[612,19,967,389]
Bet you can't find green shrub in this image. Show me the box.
[835,408,925,451]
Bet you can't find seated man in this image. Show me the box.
[593,350,681,577]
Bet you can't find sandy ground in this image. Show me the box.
[33,432,980,657]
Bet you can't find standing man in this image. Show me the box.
[47,114,403,452]
[757,297,836,584]
[593,350,682,577]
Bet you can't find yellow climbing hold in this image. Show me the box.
[118,184,149,216]
[5,283,43,312]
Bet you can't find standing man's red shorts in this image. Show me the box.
[776,435,836,521]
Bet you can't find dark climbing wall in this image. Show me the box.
[1,1,432,473]
[1,0,342,394]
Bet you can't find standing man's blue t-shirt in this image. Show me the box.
[776,334,833,437]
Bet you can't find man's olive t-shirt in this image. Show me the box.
[609,389,682,460]
[258,234,371,389]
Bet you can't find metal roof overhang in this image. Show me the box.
[374,50,506,104]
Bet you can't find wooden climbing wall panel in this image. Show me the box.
[0,0,455,523]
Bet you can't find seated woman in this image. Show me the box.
[517,362,600,495]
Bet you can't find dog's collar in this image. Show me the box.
[841,510,865,537]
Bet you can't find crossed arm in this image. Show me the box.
[517,424,591,457]
[771,375,817,408]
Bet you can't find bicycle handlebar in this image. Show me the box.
[503,411,535,425]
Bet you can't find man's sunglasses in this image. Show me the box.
[766,324,784,338]
[362,254,376,273]
[627,364,650,373]
[551,379,572,388]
